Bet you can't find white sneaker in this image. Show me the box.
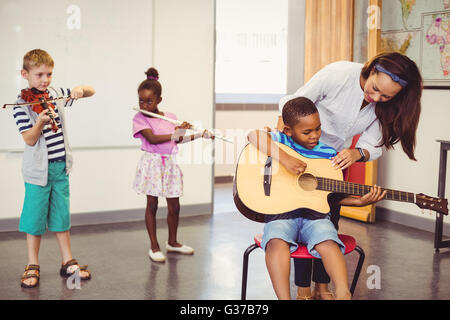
[148,249,166,262]
[166,242,194,255]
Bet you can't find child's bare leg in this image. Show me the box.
[55,231,72,263]
[55,230,90,278]
[296,286,313,299]
[265,238,292,300]
[314,240,351,300]
[22,234,41,286]
[313,282,335,300]
[27,234,41,265]
[145,195,160,252]
[166,197,181,247]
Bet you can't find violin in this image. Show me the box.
[20,88,59,132]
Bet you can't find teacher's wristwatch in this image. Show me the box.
[356,147,366,162]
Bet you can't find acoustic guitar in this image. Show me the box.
[233,142,448,223]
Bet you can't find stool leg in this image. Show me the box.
[241,243,259,300]
[350,245,365,296]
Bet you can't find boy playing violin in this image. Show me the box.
[13,49,95,288]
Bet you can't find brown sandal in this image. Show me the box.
[60,259,91,280]
[21,264,40,288]
[312,289,335,300]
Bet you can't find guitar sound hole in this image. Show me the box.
[298,173,318,191]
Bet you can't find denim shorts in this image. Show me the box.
[19,161,70,236]
[260,215,345,259]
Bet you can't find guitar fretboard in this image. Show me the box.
[316,177,415,203]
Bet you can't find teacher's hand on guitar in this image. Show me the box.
[331,148,364,170]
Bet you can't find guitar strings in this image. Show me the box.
[315,177,415,203]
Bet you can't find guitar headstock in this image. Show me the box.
[416,193,448,215]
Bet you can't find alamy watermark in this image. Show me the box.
[66,269,81,290]
[66,5,81,30]
[366,265,381,290]
[367,5,381,30]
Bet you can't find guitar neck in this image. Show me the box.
[316,177,415,203]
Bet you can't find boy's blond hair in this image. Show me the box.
[23,49,54,71]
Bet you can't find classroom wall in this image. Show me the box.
[0,0,152,149]
[151,0,215,210]
[214,0,306,179]
[0,0,215,229]
[214,110,279,177]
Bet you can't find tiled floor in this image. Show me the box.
[1,183,449,300]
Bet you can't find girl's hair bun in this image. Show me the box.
[138,67,162,97]
[145,67,159,81]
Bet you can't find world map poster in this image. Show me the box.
[381,0,450,87]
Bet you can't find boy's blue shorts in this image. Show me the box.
[19,161,70,236]
[260,215,345,259]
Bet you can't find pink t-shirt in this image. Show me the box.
[132,111,178,154]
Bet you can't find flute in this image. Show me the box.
[133,107,233,143]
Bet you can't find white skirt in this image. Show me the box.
[133,152,183,198]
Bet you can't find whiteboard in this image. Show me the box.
[0,0,152,150]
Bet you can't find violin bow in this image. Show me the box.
[3,96,72,109]
[133,107,234,144]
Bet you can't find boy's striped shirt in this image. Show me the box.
[270,130,337,159]
[13,87,73,162]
